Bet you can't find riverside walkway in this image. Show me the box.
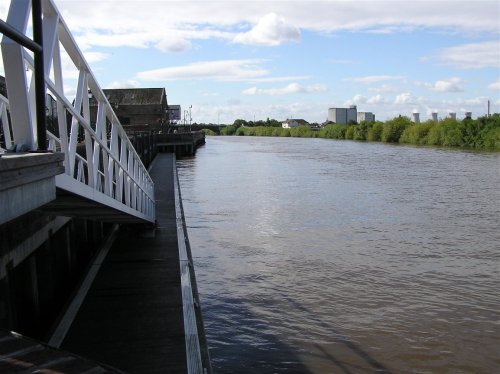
[55,153,209,373]
[1,0,209,372]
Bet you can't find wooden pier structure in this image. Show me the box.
[0,143,208,373]
[56,153,210,373]
[0,0,209,371]
[156,132,206,157]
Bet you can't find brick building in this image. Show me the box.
[90,88,169,133]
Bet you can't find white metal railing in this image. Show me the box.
[0,94,12,152]
[1,0,155,223]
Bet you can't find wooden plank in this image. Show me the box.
[0,329,122,373]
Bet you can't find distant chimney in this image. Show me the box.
[449,112,456,120]
[432,112,438,122]
[412,112,420,123]
[464,112,472,119]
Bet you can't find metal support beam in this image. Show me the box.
[32,0,47,151]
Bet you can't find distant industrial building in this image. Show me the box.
[357,112,375,123]
[328,105,357,124]
[411,111,471,122]
[328,105,374,124]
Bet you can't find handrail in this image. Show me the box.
[0,19,41,53]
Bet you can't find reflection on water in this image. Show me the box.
[177,137,500,374]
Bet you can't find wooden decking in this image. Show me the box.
[0,328,122,373]
[59,153,202,373]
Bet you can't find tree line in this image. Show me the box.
[206,115,500,150]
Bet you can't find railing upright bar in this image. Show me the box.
[32,0,47,151]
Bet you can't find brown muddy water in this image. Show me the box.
[177,136,500,374]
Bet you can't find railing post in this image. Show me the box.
[1,0,35,149]
[32,0,46,151]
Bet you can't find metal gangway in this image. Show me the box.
[0,0,155,223]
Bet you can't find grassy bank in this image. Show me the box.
[219,115,500,150]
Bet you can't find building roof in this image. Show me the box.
[102,88,166,106]
[283,118,309,125]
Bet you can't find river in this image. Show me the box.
[176,136,500,374]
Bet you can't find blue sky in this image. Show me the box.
[1,0,499,124]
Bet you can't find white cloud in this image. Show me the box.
[367,94,389,104]
[395,92,417,105]
[242,83,327,95]
[344,94,367,106]
[249,76,311,83]
[329,59,359,65]
[430,41,500,70]
[136,59,269,81]
[154,38,192,53]
[369,84,399,93]
[4,0,494,55]
[488,79,500,91]
[421,77,464,92]
[233,13,300,46]
[84,51,110,64]
[76,31,152,50]
[106,80,140,89]
[347,75,405,84]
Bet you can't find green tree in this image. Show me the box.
[319,124,347,139]
[382,116,412,142]
[232,119,248,128]
[201,128,216,136]
[426,118,462,147]
[399,121,434,145]
[366,122,384,141]
[345,125,355,140]
[353,121,369,141]
[220,125,237,135]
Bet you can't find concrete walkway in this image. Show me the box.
[60,154,189,373]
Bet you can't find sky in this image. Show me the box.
[1,0,499,124]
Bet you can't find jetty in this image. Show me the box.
[0,0,210,373]
[57,153,210,373]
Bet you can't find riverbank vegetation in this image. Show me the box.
[217,115,500,150]
[201,128,217,136]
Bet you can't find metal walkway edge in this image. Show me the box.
[57,154,206,373]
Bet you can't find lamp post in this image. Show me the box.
[189,105,192,132]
